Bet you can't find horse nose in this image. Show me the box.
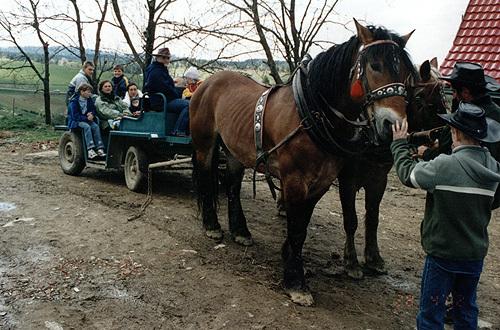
[375,117,396,144]
[383,118,393,134]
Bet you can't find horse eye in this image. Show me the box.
[370,63,381,72]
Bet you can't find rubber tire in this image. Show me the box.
[124,146,148,192]
[59,131,85,176]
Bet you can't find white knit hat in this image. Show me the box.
[184,66,200,80]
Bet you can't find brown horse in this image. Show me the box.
[338,58,449,279]
[190,19,416,306]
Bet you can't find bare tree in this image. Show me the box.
[69,0,87,64]
[0,0,56,124]
[91,0,111,87]
[188,0,341,84]
[111,0,177,73]
[46,0,110,88]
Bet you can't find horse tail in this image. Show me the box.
[192,135,220,216]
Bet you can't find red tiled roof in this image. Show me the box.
[440,0,500,80]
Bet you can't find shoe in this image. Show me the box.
[97,149,106,157]
[88,149,98,159]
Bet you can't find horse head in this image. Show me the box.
[407,57,449,132]
[349,19,417,145]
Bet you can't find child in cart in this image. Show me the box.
[67,83,106,159]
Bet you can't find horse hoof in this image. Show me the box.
[286,288,314,306]
[346,266,364,280]
[233,235,254,246]
[205,229,223,241]
[364,263,388,275]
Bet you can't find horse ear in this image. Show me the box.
[400,29,415,47]
[430,57,438,69]
[354,18,373,45]
[420,60,431,82]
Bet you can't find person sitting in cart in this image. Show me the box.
[182,66,203,100]
[122,82,143,108]
[129,96,142,117]
[67,83,106,159]
[66,61,95,105]
[143,47,190,136]
[95,80,132,130]
[111,64,129,98]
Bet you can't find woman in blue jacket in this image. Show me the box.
[143,47,189,136]
[68,83,106,159]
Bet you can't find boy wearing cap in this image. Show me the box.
[111,64,129,99]
[143,47,190,136]
[391,102,500,329]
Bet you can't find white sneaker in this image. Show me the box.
[97,149,106,157]
[88,149,98,159]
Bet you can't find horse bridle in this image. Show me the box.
[350,39,409,110]
[409,78,449,115]
[345,39,410,146]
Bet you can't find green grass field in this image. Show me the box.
[0,89,66,123]
[0,59,80,91]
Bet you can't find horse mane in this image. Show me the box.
[308,25,417,110]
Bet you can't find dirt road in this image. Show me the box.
[0,141,498,329]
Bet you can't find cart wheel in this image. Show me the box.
[124,146,148,192]
[59,131,85,176]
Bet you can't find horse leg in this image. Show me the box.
[281,182,319,306]
[224,152,253,246]
[363,168,389,275]
[276,188,286,217]
[338,173,364,280]
[192,146,223,241]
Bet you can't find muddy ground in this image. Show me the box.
[0,139,499,330]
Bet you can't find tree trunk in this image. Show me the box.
[43,42,51,125]
[43,79,51,125]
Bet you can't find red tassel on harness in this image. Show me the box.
[350,79,364,101]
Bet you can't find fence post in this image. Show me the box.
[12,98,15,117]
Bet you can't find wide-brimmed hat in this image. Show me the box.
[438,102,500,143]
[151,47,171,57]
[442,62,500,92]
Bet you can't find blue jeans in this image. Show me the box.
[167,98,190,135]
[78,121,104,151]
[417,255,483,330]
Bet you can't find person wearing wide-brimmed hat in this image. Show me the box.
[143,47,190,136]
[417,61,500,161]
[391,102,500,330]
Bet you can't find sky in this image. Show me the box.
[330,0,470,65]
[1,0,470,66]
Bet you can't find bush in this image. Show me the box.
[0,114,39,130]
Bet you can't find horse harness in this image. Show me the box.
[252,39,410,198]
[252,86,305,199]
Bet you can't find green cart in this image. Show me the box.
[55,94,192,191]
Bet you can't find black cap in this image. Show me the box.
[438,102,500,143]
